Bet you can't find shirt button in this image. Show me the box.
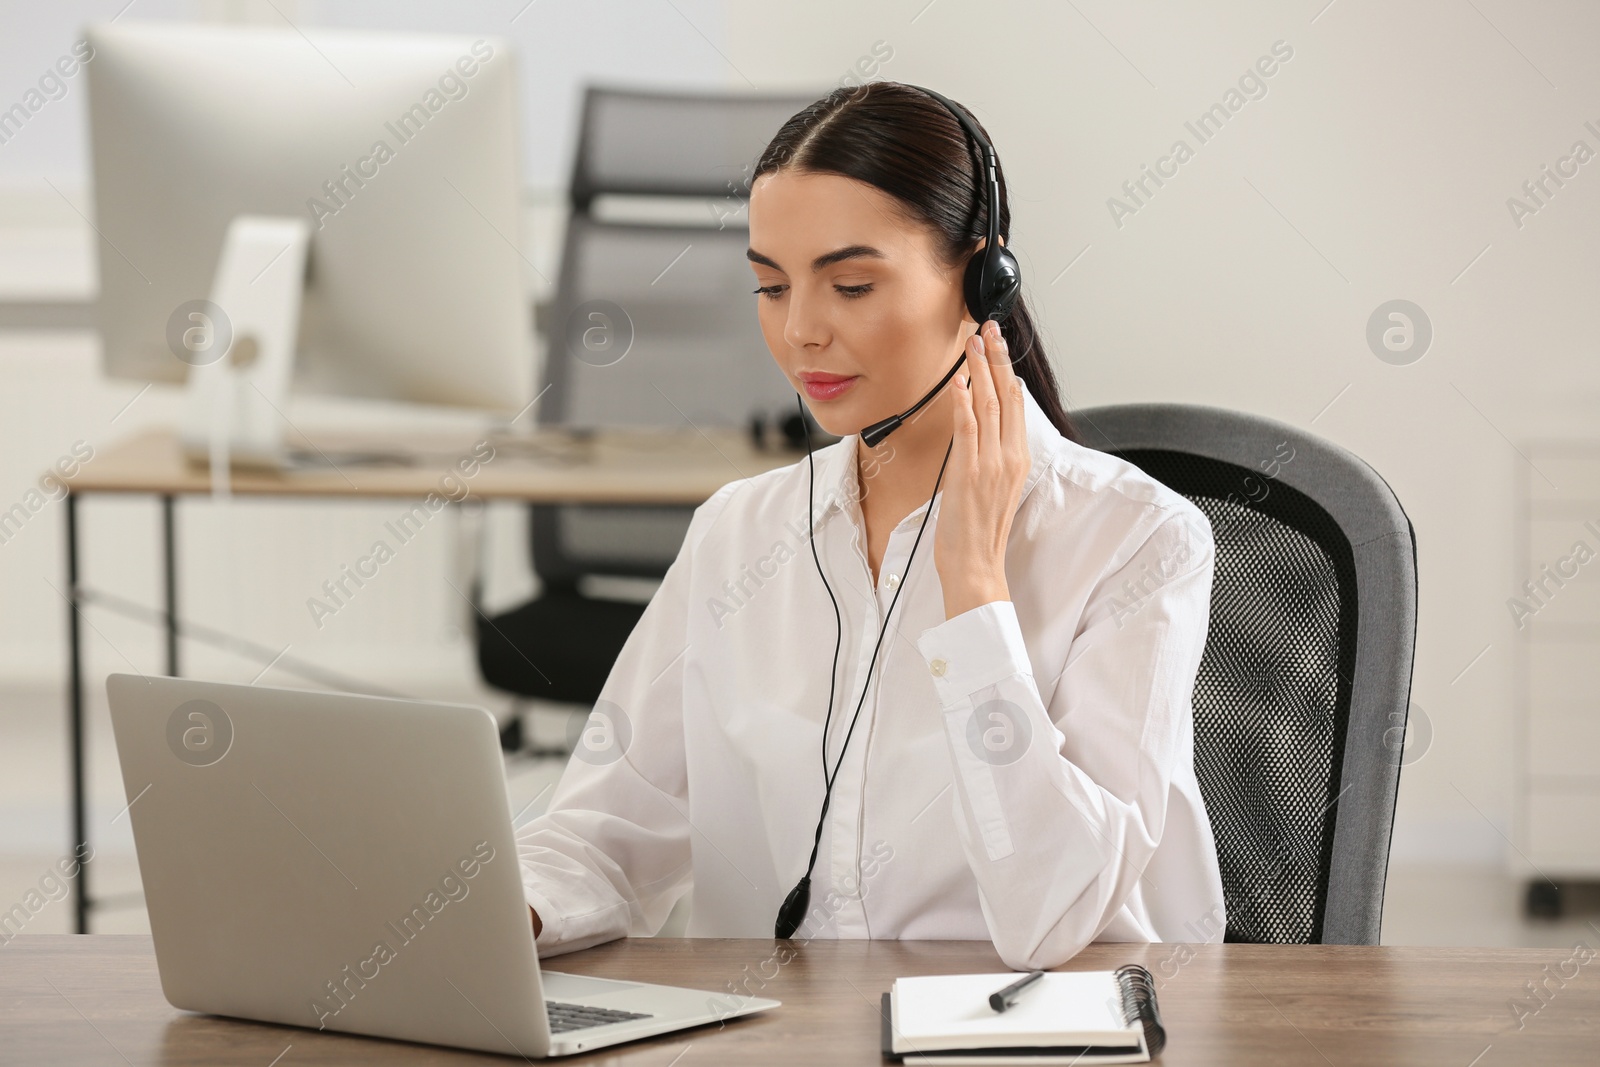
[929,658,947,677]
[885,573,900,590]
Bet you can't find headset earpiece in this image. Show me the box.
[964,238,1022,323]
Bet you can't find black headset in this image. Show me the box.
[775,85,1020,940]
[857,84,1023,448]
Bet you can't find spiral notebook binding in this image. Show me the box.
[1114,964,1167,1057]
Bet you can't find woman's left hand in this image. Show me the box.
[933,318,1031,620]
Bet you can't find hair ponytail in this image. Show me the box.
[995,292,1079,443]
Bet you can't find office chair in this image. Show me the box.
[1075,403,1418,945]
[477,86,820,746]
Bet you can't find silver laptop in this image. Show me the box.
[105,674,778,1057]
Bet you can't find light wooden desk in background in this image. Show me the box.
[58,425,800,933]
[4,936,1594,1065]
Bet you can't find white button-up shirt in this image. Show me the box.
[517,378,1226,970]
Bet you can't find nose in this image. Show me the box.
[782,284,828,351]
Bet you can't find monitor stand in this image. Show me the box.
[178,215,309,484]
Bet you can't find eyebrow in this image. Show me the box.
[745,244,886,273]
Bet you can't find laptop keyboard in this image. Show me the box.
[545,1000,653,1034]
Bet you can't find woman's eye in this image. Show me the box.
[751,283,872,300]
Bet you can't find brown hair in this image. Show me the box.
[751,80,1081,444]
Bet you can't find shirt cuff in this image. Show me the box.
[523,878,564,956]
[916,598,1033,705]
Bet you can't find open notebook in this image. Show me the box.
[881,965,1166,1065]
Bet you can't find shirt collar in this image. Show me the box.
[803,374,1059,535]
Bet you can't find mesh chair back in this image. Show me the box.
[533,86,821,585]
[1075,404,1417,944]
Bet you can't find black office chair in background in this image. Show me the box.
[477,85,822,753]
[1076,403,1418,945]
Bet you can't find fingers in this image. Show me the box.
[975,321,1024,459]
[983,320,1026,458]
[953,320,1026,476]
[951,352,978,469]
[966,328,1001,458]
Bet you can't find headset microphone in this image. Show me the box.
[858,353,966,448]
[776,85,1017,940]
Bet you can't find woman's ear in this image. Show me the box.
[957,240,984,327]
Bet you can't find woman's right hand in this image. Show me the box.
[530,906,543,937]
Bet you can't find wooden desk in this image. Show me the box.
[5,936,1594,1065]
[66,425,794,503]
[57,426,801,932]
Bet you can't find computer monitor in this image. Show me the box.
[84,21,532,465]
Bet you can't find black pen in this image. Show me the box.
[988,969,1045,1013]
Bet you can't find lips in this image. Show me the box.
[798,373,859,401]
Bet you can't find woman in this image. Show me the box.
[517,81,1224,971]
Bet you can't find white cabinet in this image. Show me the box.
[1514,444,1600,915]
